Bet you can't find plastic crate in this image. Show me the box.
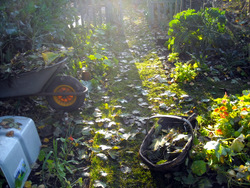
[0,116,41,188]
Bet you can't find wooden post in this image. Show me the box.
[92,0,96,26]
[105,0,112,24]
[119,0,124,26]
[169,1,173,19]
[80,0,85,27]
[157,2,161,28]
[163,0,167,20]
[74,0,78,27]
[148,0,155,28]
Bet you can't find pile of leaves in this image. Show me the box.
[143,121,192,165]
[0,47,69,80]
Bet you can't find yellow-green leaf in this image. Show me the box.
[42,52,61,65]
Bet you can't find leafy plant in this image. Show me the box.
[210,90,250,137]
[41,138,82,187]
[66,25,116,83]
[167,8,230,57]
[166,7,249,78]
[191,160,207,176]
[171,61,199,83]
[193,90,250,187]
[167,52,179,63]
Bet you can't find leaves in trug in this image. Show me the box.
[143,125,191,164]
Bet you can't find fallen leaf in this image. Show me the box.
[99,145,112,150]
[43,138,50,143]
[96,153,108,160]
[93,180,107,188]
[121,166,132,174]
[100,171,108,177]
[108,150,119,159]
[24,181,32,188]
[6,131,14,137]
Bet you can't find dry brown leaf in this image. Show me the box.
[6,130,14,137]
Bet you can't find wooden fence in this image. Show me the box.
[73,0,212,30]
[146,0,211,29]
[73,0,123,28]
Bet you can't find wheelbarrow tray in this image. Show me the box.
[0,58,67,98]
[139,114,197,172]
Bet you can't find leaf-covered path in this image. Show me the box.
[86,4,168,188]
[1,1,249,188]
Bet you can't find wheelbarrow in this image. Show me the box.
[0,58,88,111]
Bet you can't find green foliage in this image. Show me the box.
[167,8,230,57]
[167,52,179,63]
[192,90,250,186]
[167,7,249,78]
[171,61,199,83]
[0,0,77,64]
[41,138,82,188]
[66,25,115,83]
[191,160,207,176]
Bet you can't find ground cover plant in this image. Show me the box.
[0,0,249,188]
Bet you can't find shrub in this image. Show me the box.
[167,8,231,57]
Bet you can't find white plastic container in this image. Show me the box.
[0,116,41,188]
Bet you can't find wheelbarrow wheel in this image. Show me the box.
[45,76,86,111]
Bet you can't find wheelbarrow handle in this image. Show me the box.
[145,114,197,135]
